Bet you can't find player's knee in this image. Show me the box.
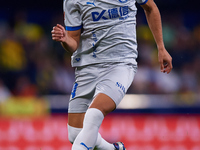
[68,125,82,144]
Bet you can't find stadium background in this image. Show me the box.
[0,0,200,149]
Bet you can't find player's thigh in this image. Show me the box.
[89,93,116,116]
[68,113,85,128]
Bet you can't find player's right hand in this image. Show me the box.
[51,24,67,42]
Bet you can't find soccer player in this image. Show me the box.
[51,0,172,149]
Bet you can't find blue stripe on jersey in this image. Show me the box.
[66,25,82,31]
[138,0,148,5]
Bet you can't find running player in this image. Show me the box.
[51,0,172,149]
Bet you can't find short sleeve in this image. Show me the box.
[63,0,82,31]
[136,0,148,5]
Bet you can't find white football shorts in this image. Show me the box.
[68,62,137,113]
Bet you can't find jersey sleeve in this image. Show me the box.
[136,0,148,5]
[63,0,82,31]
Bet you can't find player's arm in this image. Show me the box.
[140,0,173,74]
[51,24,81,53]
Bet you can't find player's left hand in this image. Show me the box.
[158,48,173,74]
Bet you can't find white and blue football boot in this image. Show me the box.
[113,142,126,150]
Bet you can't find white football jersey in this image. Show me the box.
[64,0,148,67]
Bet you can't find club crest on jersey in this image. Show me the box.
[118,0,128,3]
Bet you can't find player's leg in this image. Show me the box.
[90,93,123,150]
[70,63,135,150]
[67,92,116,149]
[89,93,116,116]
[68,112,114,149]
[68,113,85,128]
[68,85,117,149]
[71,93,126,150]
[68,113,84,144]
[72,93,116,150]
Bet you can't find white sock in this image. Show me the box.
[68,125,82,144]
[68,125,114,149]
[72,108,104,150]
[96,133,115,150]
